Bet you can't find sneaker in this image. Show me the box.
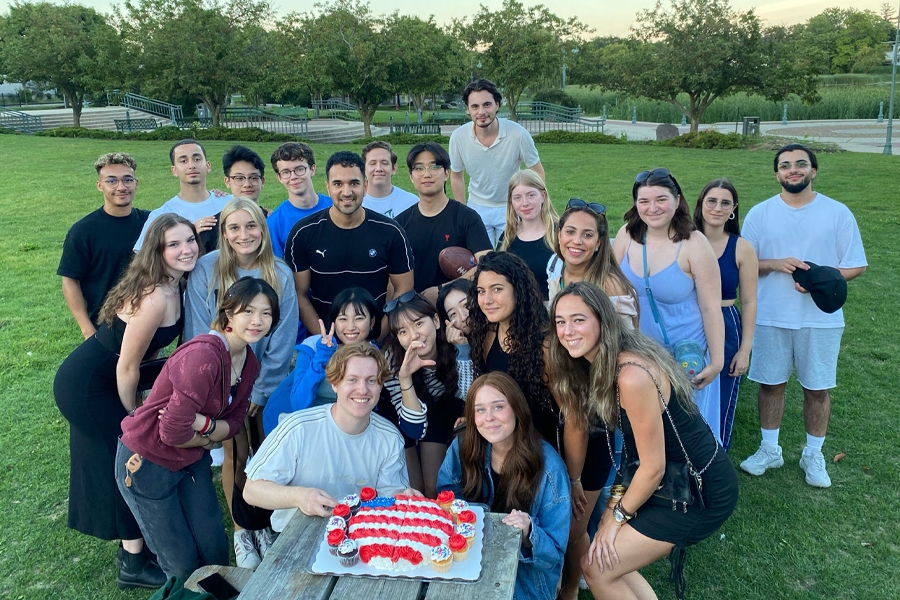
[740,443,784,476]
[254,527,278,559]
[799,447,831,488]
[234,529,261,569]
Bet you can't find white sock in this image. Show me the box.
[806,434,825,452]
[761,428,780,447]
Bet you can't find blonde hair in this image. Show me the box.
[325,343,392,386]
[499,169,558,252]
[210,198,282,300]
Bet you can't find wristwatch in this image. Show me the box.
[612,501,634,524]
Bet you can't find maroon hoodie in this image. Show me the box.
[121,332,261,472]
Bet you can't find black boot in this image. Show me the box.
[116,546,168,590]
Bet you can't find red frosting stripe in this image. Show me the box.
[448,534,467,551]
[350,527,401,541]
[360,487,377,501]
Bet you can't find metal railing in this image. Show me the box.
[311,100,360,120]
[519,116,606,134]
[0,106,43,134]
[221,107,309,137]
[121,92,183,125]
[431,101,584,124]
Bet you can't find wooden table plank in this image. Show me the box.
[185,565,255,593]
[330,576,424,600]
[238,512,337,600]
[425,513,521,600]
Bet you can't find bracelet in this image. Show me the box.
[400,383,414,392]
[569,476,582,484]
[200,418,217,438]
[199,415,212,435]
[616,498,634,518]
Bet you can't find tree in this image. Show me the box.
[273,11,335,106]
[0,2,122,127]
[115,0,272,126]
[597,0,820,132]
[454,0,589,120]
[567,36,627,87]
[832,10,892,73]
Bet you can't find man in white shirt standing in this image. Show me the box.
[243,343,415,530]
[740,144,867,488]
[361,141,418,219]
[133,139,232,250]
[449,79,544,247]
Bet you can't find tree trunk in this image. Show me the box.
[411,92,426,113]
[507,93,520,122]
[358,102,377,138]
[690,114,699,133]
[72,92,84,128]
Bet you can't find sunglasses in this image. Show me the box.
[567,198,606,215]
[383,290,417,313]
[633,168,683,198]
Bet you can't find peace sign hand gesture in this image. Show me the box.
[318,319,336,348]
[398,340,436,380]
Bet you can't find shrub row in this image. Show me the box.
[532,130,623,144]
[34,126,304,142]
[351,132,450,145]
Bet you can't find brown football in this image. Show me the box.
[439,246,477,279]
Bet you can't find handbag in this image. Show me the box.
[641,239,708,379]
[230,422,272,531]
[606,361,718,513]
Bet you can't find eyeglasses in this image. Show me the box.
[411,165,444,173]
[777,160,810,171]
[566,198,606,215]
[383,290,417,313]
[277,165,308,179]
[228,175,262,185]
[101,177,137,187]
[633,168,683,199]
[704,198,736,210]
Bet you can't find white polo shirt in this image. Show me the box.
[449,118,540,208]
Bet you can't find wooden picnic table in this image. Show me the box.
[187,510,521,599]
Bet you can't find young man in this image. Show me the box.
[266,142,332,258]
[395,142,492,294]
[449,78,544,246]
[133,139,232,251]
[360,140,418,218]
[59,153,150,338]
[243,343,413,530]
[284,151,414,334]
[740,143,867,488]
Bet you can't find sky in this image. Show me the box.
[0,0,894,37]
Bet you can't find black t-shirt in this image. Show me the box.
[284,208,414,320]
[57,207,150,325]
[395,200,492,292]
[506,236,554,301]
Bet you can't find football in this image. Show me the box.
[439,246,477,279]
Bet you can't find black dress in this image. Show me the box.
[54,313,183,540]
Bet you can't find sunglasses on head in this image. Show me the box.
[383,290,417,313]
[566,198,606,215]
[633,168,683,198]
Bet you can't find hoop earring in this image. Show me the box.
[225,326,233,332]
[729,213,736,221]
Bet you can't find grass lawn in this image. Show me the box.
[0,135,897,600]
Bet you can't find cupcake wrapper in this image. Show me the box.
[452,549,468,562]
[432,559,452,573]
[329,546,339,556]
[339,554,359,567]
[465,537,474,549]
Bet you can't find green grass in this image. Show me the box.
[0,135,897,600]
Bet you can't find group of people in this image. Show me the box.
[53,78,866,600]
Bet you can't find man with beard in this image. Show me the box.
[449,79,544,246]
[739,144,867,488]
[283,151,414,333]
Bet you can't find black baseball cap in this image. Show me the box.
[792,261,847,314]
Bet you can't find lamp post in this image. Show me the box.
[562,48,579,91]
[469,57,482,83]
[883,5,899,155]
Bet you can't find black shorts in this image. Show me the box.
[581,428,614,492]
[405,394,464,449]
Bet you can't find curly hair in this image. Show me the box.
[467,252,555,417]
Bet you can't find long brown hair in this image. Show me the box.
[460,372,544,512]
[625,169,695,243]
[98,214,198,326]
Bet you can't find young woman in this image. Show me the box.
[613,168,725,443]
[693,180,758,451]
[498,169,559,300]
[467,251,561,451]
[437,372,570,600]
[380,292,469,498]
[184,198,298,568]
[54,214,198,589]
[550,282,738,600]
[116,277,278,581]
[549,199,639,328]
[262,287,382,434]
[437,278,475,382]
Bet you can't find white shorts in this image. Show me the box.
[468,202,505,248]
[748,325,843,391]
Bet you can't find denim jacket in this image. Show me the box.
[437,437,571,600]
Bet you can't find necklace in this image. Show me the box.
[230,347,246,385]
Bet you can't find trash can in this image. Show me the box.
[742,116,760,137]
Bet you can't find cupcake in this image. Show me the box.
[341,493,361,515]
[448,534,468,561]
[455,523,476,549]
[326,528,345,556]
[360,487,377,502]
[332,504,351,525]
[431,544,452,573]
[457,510,476,525]
[326,516,347,533]
[450,499,469,523]
[337,539,360,567]
[437,490,455,511]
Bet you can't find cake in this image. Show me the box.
[348,495,457,572]
[448,534,468,561]
[337,539,359,567]
[341,493,361,515]
[332,504,351,526]
[360,487,377,502]
[449,499,469,523]
[455,523,476,549]
[326,516,347,533]
[436,490,455,510]
[326,528,345,555]
[457,510,476,525]
[431,544,452,573]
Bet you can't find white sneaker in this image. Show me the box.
[210,447,224,467]
[740,443,784,476]
[234,529,261,569]
[799,447,831,488]
[254,527,278,559]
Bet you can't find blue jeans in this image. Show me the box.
[115,440,228,581]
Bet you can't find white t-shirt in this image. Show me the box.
[133,192,233,251]
[363,186,419,219]
[245,404,409,532]
[449,118,540,208]
[742,193,866,329]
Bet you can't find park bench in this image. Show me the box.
[174,117,213,129]
[114,118,159,133]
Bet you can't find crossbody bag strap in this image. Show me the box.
[641,237,670,346]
